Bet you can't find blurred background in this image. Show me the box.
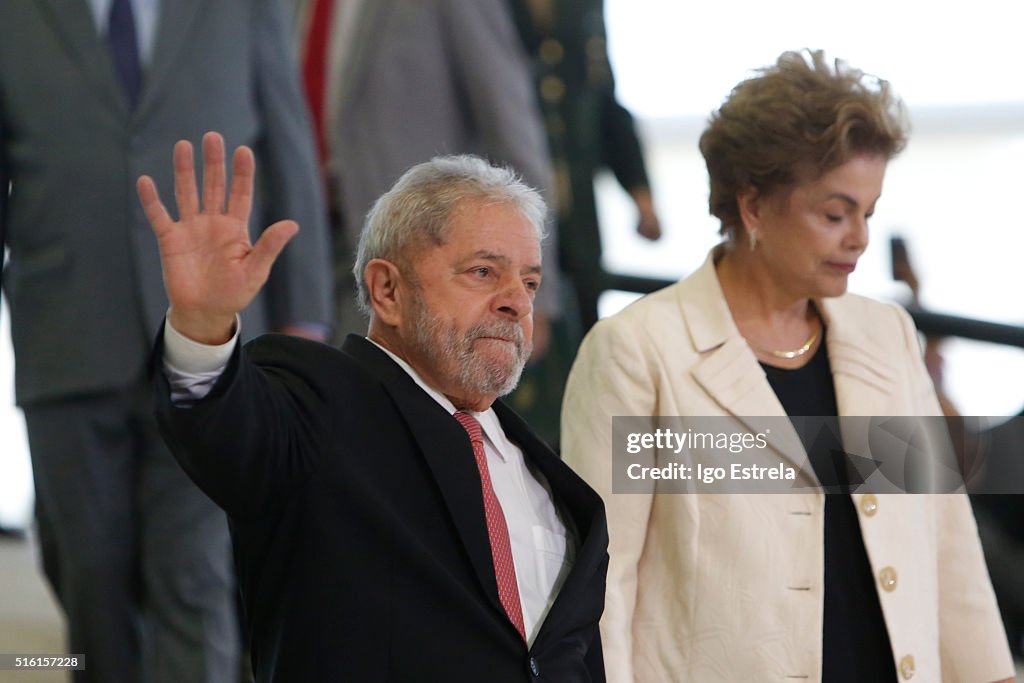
[592,0,1024,421]
[4,0,1024,530]
[2,1,1023,675]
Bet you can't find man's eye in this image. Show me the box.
[524,279,540,291]
[826,214,842,223]
[472,267,490,277]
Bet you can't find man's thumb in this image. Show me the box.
[249,220,299,282]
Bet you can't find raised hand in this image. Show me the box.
[137,132,298,344]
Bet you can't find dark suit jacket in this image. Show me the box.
[0,0,331,405]
[154,334,608,682]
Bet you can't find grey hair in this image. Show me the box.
[353,154,547,315]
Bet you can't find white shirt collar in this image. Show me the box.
[367,338,510,462]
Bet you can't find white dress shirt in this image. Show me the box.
[85,0,160,65]
[162,320,574,645]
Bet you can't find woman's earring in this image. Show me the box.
[748,228,758,251]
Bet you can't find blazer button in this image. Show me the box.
[529,656,540,677]
[879,566,898,592]
[539,38,564,65]
[540,76,565,103]
[860,493,879,517]
[899,654,915,679]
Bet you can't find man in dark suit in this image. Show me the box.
[0,2,331,680]
[139,134,608,681]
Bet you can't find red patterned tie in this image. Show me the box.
[301,0,336,166]
[453,411,527,642]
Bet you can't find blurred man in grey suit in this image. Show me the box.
[0,1,331,681]
[294,0,560,346]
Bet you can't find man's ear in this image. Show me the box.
[364,258,406,327]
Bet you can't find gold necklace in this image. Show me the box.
[763,330,819,359]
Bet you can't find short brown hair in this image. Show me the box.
[699,49,908,240]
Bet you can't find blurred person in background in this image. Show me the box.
[294,0,562,361]
[505,0,662,449]
[508,0,661,332]
[561,50,1014,682]
[0,2,331,681]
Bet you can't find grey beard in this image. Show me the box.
[411,296,531,399]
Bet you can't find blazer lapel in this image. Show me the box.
[495,403,609,645]
[340,336,507,619]
[682,253,810,473]
[819,298,900,417]
[39,0,127,114]
[135,0,202,120]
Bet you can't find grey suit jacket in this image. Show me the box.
[0,0,332,405]
[296,0,560,312]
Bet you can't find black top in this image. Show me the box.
[761,336,897,682]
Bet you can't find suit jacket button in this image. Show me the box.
[899,654,915,679]
[879,566,898,592]
[860,493,879,517]
[540,76,565,103]
[529,656,540,677]
[539,39,564,65]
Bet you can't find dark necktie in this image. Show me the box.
[453,411,527,642]
[107,0,142,108]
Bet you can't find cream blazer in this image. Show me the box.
[561,251,1014,682]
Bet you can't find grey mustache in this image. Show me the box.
[467,323,524,346]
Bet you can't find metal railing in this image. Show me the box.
[603,272,1024,349]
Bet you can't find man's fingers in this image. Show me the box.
[173,140,199,220]
[227,146,255,223]
[248,220,299,282]
[137,176,173,236]
[202,132,227,214]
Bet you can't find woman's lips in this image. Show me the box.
[828,261,856,274]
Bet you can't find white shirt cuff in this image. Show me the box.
[162,315,240,402]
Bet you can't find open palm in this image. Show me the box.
[137,132,298,344]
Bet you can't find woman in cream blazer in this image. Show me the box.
[561,51,1014,682]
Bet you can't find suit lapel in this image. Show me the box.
[682,253,810,472]
[340,336,507,618]
[819,298,900,417]
[680,251,904,481]
[494,403,609,645]
[135,0,202,120]
[342,336,610,642]
[39,0,127,114]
